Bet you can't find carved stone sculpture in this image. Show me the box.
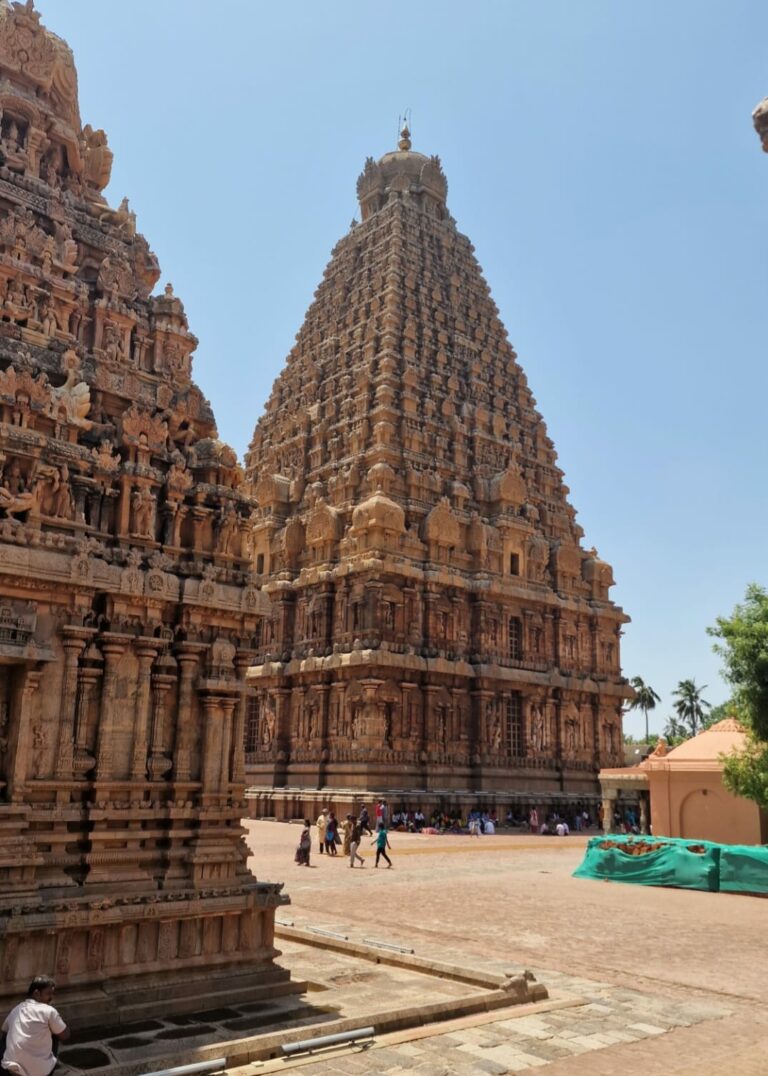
[0,2,284,1023]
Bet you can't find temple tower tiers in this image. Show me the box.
[0,2,289,1020]
[244,126,630,803]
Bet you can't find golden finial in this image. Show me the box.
[398,125,412,152]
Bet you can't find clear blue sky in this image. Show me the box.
[44,1,768,737]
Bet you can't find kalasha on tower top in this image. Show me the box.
[244,126,631,807]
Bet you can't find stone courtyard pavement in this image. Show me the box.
[241,821,768,1074]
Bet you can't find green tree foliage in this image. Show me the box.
[662,714,688,745]
[671,678,711,736]
[708,584,768,740]
[627,676,661,742]
[708,584,768,809]
[704,700,733,729]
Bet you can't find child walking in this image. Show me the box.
[372,824,393,868]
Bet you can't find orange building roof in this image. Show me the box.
[662,718,748,763]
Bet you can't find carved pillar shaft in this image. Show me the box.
[130,643,158,780]
[174,649,200,781]
[218,697,237,792]
[232,654,251,785]
[55,632,88,779]
[9,666,42,803]
[95,640,126,780]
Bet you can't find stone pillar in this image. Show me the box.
[8,666,43,803]
[130,641,158,780]
[232,653,251,786]
[95,638,127,780]
[218,696,237,794]
[55,629,90,779]
[273,687,292,781]
[147,666,175,780]
[601,791,616,833]
[73,652,102,777]
[639,792,649,835]
[201,696,223,794]
[173,645,202,782]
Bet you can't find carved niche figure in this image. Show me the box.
[53,220,78,271]
[51,350,92,428]
[262,697,277,747]
[165,453,193,498]
[49,464,74,519]
[131,485,155,539]
[103,323,125,365]
[4,276,33,320]
[82,124,113,191]
[39,296,58,337]
[530,701,546,752]
[216,503,239,556]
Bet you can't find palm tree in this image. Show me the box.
[663,714,688,745]
[672,679,711,737]
[627,676,661,743]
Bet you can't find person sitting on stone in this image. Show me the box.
[1,975,70,1076]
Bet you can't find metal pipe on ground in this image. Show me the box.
[307,926,348,941]
[282,1026,375,1056]
[362,938,415,954]
[141,1060,227,1076]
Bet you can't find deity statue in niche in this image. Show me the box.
[217,503,239,556]
[131,485,155,538]
[530,701,546,752]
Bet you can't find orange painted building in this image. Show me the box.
[599,719,768,845]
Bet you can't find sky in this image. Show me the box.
[41,0,768,738]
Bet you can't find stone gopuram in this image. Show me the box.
[244,127,630,812]
[0,1,288,1021]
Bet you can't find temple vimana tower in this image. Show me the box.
[0,1,288,1019]
[244,127,630,811]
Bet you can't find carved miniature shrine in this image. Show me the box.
[0,1,286,1018]
[244,127,630,806]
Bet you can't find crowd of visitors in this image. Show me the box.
[293,797,640,866]
[295,803,399,868]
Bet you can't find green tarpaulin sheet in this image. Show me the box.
[573,835,721,891]
[719,845,768,894]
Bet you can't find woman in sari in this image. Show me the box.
[295,819,312,866]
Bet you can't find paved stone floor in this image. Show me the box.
[240,821,768,1074]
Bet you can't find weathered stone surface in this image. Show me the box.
[0,0,283,1014]
[244,126,630,800]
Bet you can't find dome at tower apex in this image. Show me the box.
[356,128,448,221]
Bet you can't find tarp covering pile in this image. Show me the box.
[573,834,768,893]
[719,844,768,894]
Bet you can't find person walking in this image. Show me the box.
[294,819,312,866]
[316,808,328,853]
[358,805,372,835]
[342,815,353,857]
[325,812,338,856]
[528,807,538,834]
[372,824,393,868]
[2,976,70,1076]
[348,819,365,868]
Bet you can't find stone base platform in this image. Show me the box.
[55,930,547,1075]
[0,882,293,1030]
[245,784,601,823]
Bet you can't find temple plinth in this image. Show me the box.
[243,127,631,809]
